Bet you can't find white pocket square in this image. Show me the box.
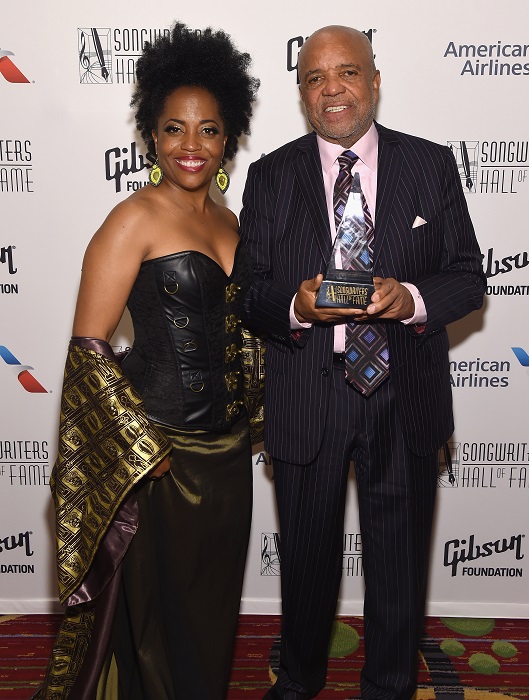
[412,215,428,229]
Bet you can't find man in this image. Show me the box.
[240,26,485,700]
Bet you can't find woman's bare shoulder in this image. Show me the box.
[87,190,156,255]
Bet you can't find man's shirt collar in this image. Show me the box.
[317,122,378,174]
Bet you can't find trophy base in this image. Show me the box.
[316,274,375,309]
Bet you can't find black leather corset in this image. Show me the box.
[121,243,252,431]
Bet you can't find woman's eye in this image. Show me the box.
[203,126,219,135]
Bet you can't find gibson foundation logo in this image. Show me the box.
[0,245,16,274]
[78,28,173,84]
[286,29,376,83]
[0,530,34,556]
[105,142,150,193]
[444,40,529,76]
[1,245,18,295]
[444,532,524,578]
[0,139,33,194]
[448,140,528,194]
[485,246,529,297]
[0,530,35,574]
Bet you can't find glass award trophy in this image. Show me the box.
[316,172,375,309]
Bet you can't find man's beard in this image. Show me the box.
[307,102,376,145]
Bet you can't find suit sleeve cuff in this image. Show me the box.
[290,294,312,330]
[400,283,427,326]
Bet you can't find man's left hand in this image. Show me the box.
[355,277,415,321]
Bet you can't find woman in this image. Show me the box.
[37,23,259,700]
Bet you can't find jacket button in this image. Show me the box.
[321,367,329,377]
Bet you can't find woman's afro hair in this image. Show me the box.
[131,22,259,162]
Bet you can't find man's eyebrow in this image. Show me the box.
[302,63,362,79]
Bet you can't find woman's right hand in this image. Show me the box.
[148,455,171,480]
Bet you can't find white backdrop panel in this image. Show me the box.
[1,0,528,616]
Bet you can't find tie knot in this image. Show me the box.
[337,150,358,172]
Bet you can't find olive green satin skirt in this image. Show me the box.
[96,416,252,700]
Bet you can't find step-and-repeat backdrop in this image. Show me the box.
[2,1,528,617]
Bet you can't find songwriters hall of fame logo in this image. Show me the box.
[449,140,529,194]
[438,443,461,488]
[78,29,111,83]
[78,28,174,84]
[449,141,478,193]
[261,533,281,576]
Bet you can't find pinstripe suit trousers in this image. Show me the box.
[270,365,438,700]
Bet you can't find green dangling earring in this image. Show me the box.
[149,159,163,187]
[215,165,230,194]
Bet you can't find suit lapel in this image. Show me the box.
[290,127,404,266]
[293,134,333,262]
[373,124,402,266]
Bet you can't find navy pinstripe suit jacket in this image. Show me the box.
[240,123,486,462]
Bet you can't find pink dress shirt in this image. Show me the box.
[290,124,426,351]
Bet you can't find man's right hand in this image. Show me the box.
[293,274,367,324]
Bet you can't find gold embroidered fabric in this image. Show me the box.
[34,606,96,699]
[240,328,265,445]
[52,344,171,603]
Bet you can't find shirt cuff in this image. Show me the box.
[400,283,427,325]
[290,295,313,330]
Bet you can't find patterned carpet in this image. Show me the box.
[0,614,528,698]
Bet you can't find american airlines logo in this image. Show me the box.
[512,347,529,367]
[0,49,30,83]
[0,345,47,392]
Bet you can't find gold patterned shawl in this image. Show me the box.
[51,344,171,604]
[241,328,265,446]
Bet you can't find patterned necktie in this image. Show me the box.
[333,151,390,397]
[334,151,358,229]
